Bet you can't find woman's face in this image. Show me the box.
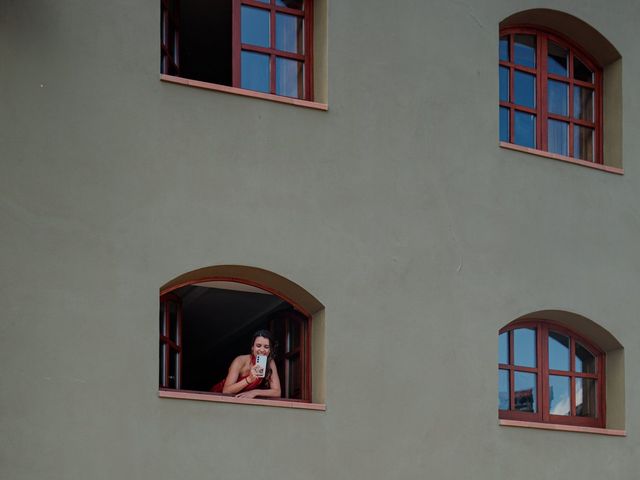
[252,336,271,357]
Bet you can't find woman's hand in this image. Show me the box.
[248,364,262,382]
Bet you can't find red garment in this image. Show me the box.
[210,374,262,393]
[210,355,263,393]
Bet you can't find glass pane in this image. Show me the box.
[290,319,301,352]
[499,35,509,62]
[547,41,568,76]
[168,349,177,388]
[159,302,166,335]
[499,107,510,142]
[499,66,509,102]
[498,332,509,364]
[499,369,510,410]
[514,112,536,148]
[576,378,597,417]
[548,120,568,156]
[548,331,570,371]
[574,86,594,122]
[574,57,594,83]
[276,57,304,98]
[241,6,270,48]
[548,80,568,116]
[276,0,304,9]
[169,302,178,342]
[241,51,270,93]
[574,126,594,162]
[514,71,535,108]
[276,13,304,54]
[173,31,179,64]
[514,34,536,68]
[513,328,536,367]
[289,356,302,398]
[514,372,537,412]
[255,0,270,3]
[576,343,596,373]
[549,375,571,415]
[162,12,168,45]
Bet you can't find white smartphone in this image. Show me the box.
[255,355,267,378]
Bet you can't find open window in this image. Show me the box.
[158,265,324,405]
[161,0,321,102]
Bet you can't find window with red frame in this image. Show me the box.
[499,28,602,163]
[270,310,309,399]
[159,294,183,389]
[160,0,313,100]
[498,320,605,428]
[158,281,311,401]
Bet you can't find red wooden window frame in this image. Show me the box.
[160,0,314,101]
[500,27,603,163]
[159,276,313,402]
[499,319,605,428]
[233,0,314,100]
[160,0,180,76]
[270,310,310,400]
[159,293,183,389]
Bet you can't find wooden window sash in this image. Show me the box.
[499,319,605,428]
[233,0,313,100]
[500,27,603,163]
[159,294,182,389]
[161,0,181,75]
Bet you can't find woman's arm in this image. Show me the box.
[221,356,255,395]
[236,359,282,399]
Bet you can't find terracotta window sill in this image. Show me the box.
[499,419,626,436]
[160,74,328,111]
[499,142,623,175]
[159,389,326,411]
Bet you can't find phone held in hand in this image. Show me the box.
[255,355,267,378]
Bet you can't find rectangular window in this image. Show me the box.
[161,0,314,101]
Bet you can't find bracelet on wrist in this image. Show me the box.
[245,377,251,385]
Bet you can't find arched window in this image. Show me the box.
[498,319,605,428]
[158,265,325,407]
[499,27,603,163]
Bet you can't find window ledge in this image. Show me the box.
[160,74,329,111]
[159,389,326,411]
[500,419,626,436]
[500,142,624,175]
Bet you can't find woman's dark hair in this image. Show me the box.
[250,329,277,387]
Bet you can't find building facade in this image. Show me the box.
[1,0,639,479]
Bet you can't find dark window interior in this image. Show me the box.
[167,283,306,398]
[179,0,232,85]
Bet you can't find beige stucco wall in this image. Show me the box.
[1,0,639,479]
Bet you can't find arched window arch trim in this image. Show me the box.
[160,264,324,318]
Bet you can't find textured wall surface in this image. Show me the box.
[1,0,639,479]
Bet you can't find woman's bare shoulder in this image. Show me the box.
[233,354,251,365]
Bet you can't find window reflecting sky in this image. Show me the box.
[549,375,570,415]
